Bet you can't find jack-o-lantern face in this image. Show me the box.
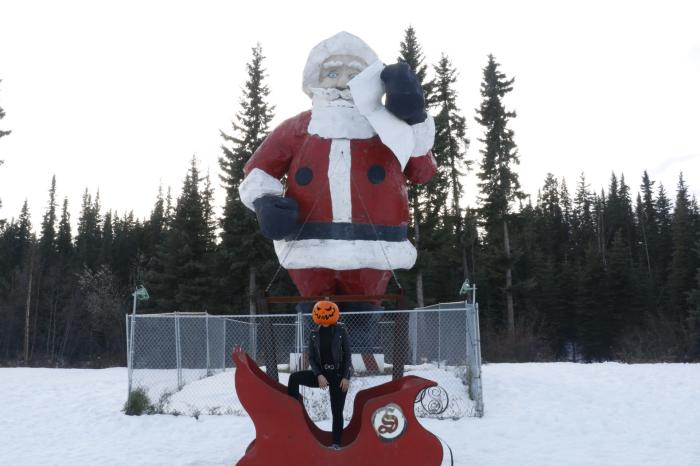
[312,300,340,326]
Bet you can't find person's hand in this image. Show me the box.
[317,374,328,389]
[339,378,349,392]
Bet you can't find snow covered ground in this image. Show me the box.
[1,363,699,466]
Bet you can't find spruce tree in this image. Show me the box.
[655,183,673,292]
[397,26,433,307]
[51,197,73,361]
[218,44,275,313]
[0,79,10,139]
[398,26,434,105]
[56,198,72,259]
[638,171,658,277]
[39,176,58,266]
[667,173,697,319]
[15,200,33,268]
[432,54,471,264]
[688,240,700,359]
[572,173,595,260]
[112,211,139,287]
[475,54,524,335]
[0,79,10,226]
[148,157,215,310]
[98,211,113,267]
[143,186,166,259]
[76,190,101,270]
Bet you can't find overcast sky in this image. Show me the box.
[1,0,699,229]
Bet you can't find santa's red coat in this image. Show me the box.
[241,110,436,274]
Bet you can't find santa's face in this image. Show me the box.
[318,54,368,90]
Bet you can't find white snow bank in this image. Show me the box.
[1,363,699,465]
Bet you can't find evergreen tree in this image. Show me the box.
[56,198,72,260]
[16,200,33,268]
[201,170,217,251]
[572,173,594,260]
[35,177,61,360]
[148,157,215,310]
[143,185,166,259]
[112,211,139,287]
[0,79,10,139]
[397,25,434,307]
[218,44,276,313]
[667,173,697,319]
[539,174,567,260]
[655,183,673,292]
[39,176,58,266]
[398,26,434,105]
[0,79,9,227]
[475,54,524,335]
[688,238,700,359]
[75,189,102,270]
[637,171,658,277]
[98,211,113,267]
[430,54,471,293]
[50,197,73,361]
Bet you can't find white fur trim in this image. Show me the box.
[411,115,435,157]
[273,238,417,270]
[328,140,353,222]
[302,32,378,97]
[238,168,284,210]
[349,61,415,170]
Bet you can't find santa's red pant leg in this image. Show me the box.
[287,268,392,296]
[288,268,391,373]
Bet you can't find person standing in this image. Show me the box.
[288,301,353,449]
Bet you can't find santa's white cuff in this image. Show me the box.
[239,168,284,210]
[411,115,435,157]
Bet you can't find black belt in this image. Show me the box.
[286,222,408,242]
[322,364,336,370]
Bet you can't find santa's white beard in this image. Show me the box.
[307,87,376,140]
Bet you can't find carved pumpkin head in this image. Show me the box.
[312,300,340,326]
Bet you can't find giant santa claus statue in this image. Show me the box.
[239,31,436,300]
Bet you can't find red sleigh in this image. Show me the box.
[232,350,451,466]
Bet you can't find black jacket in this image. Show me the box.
[308,323,353,380]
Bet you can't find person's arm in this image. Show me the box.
[404,150,437,184]
[238,113,308,240]
[308,331,322,378]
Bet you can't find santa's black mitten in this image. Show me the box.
[253,195,299,240]
[381,62,427,125]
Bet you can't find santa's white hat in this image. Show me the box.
[302,31,379,97]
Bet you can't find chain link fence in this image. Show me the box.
[126,301,483,420]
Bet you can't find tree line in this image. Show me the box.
[1,28,698,366]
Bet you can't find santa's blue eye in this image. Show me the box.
[327,71,338,78]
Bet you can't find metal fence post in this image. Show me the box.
[126,314,132,396]
[223,317,228,370]
[295,309,303,371]
[437,304,442,368]
[175,312,183,390]
[409,310,417,365]
[474,302,484,417]
[205,313,211,376]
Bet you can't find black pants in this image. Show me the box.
[288,370,347,445]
